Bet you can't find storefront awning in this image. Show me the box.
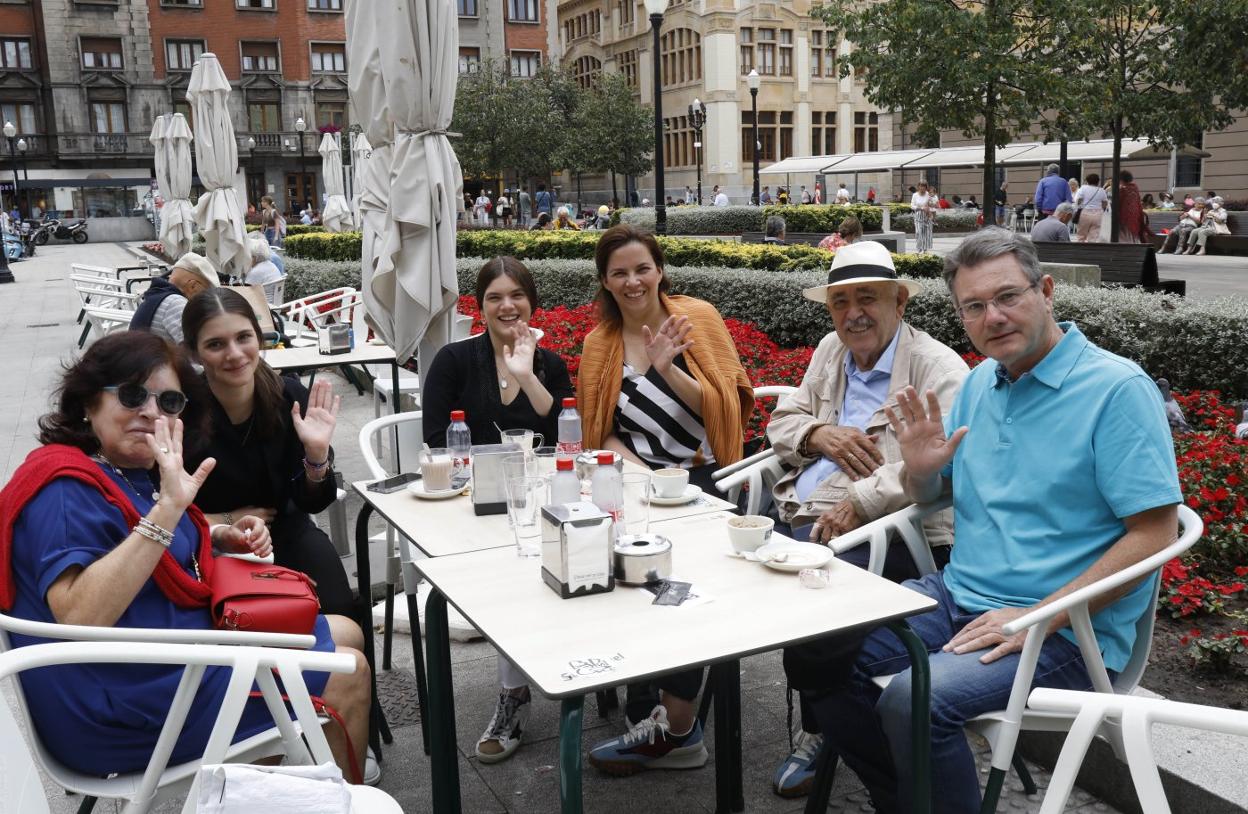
[759,154,850,175]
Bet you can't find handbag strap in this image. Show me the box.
[247,689,364,785]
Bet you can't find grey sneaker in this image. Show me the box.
[476,689,531,764]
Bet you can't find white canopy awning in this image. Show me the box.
[903,143,1040,169]
[759,154,849,175]
[999,138,1211,165]
[825,149,936,172]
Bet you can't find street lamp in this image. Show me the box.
[294,116,307,213]
[644,0,669,234]
[688,97,705,206]
[747,69,760,207]
[2,121,17,216]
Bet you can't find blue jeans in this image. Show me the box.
[808,571,1099,814]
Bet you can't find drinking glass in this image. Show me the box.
[501,429,544,460]
[620,473,652,537]
[533,446,560,480]
[501,453,537,529]
[506,475,547,558]
[417,447,454,492]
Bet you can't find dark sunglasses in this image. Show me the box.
[103,384,188,415]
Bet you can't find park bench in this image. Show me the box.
[1032,242,1185,296]
[1147,210,1247,255]
[741,231,906,253]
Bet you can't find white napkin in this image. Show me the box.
[195,762,351,814]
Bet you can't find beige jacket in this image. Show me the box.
[767,323,968,548]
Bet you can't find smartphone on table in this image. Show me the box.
[366,472,421,493]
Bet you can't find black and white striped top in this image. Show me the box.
[614,355,715,469]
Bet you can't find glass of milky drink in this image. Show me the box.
[419,447,455,492]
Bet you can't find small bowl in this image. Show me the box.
[727,514,775,553]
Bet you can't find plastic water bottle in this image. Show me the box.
[447,410,472,488]
[556,398,583,455]
[550,456,581,506]
[591,451,622,524]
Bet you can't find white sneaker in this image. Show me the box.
[362,747,381,786]
[476,690,531,764]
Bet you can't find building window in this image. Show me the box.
[241,42,280,73]
[663,115,692,169]
[457,0,476,16]
[458,47,480,74]
[660,28,700,87]
[0,38,34,71]
[162,0,204,6]
[237,0,275,8]
[91,101,126,134]
[248,102,280,132]
[741,110,793,163]
[1175,132,1204,187]
[0,102,38,134]
[617,49,638,89]
[740,27,753,74]
[811,31,836,78]
[812,111,836,155]
[310,43,346,73]
[316,101,347,129]
[508,0,537,22]
[618,0,634,26]
[572,55,601,89]
[757,28,776,75]
[173,99,193,129]
[165,39,204,72]
[853,111,879,153]
[81,38,123,70]
[779,29,793,76]
[308,0,342,9]
[510,50,540,78]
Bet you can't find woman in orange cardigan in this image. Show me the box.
[580,224,754,776]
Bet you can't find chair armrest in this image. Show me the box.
[711,448,778,490]
[828,496,950,577]
[0,614,316,649]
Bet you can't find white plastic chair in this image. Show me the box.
[1028,689,1248,814]
[81,305,137,347]
[0,613,395,814]
[276,287,357,347]
[810,502,1203,812]
[710,385,798,515]
[260,275,286,306]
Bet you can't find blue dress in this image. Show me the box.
[8,463,336,776]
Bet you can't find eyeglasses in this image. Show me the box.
[955,283,1038,323]
[103,384,188,415]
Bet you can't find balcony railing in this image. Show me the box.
[15,130,340,160]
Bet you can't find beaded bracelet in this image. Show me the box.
[135,518,174,548]
[303,456,330,470]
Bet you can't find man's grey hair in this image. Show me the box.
[1054,202,1077,217]
[247,234,271,264]
[1046,163,1060,175]
[765,215,787,239]
[942,227,1043,292]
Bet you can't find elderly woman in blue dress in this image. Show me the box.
[0,331,374,783]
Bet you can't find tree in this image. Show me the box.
[561,73,653,211]
[1053,0,1248,240]
[813,0,1062,220]
[451,61,514,183]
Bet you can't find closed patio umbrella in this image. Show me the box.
[350,132,372,229]
[154,113,196,259]
[319,132,352,233]
[346,0,463,365]
[186,53,248,280]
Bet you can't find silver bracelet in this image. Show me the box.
[135,518,173,548]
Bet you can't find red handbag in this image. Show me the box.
[208,557,320,635]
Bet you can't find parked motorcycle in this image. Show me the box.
[33,218,89,245]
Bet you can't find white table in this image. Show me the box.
[415,511,939,813]
[261,342,398,398]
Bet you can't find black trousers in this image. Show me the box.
[272,511,355,619]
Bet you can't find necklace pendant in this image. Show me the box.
[152,491,161,502]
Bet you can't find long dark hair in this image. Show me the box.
[38,331,210,455]
[593,224,670,328]
[474,256,540,314]
[181,288,286,437]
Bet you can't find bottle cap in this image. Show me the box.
[450,410,465,421]
[555,457,575,471]
[596,451,615,465]
[562,397,577,408]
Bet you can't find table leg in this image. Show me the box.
[710,660,744,813]
[353,504,388,756]
[425,588,462,812]
[558,697,585,814]
[885,620,931,814]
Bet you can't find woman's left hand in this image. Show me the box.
[502,321,537,382]
[291,378,339,463]
[643,315,694,375]
[213,515,273,558]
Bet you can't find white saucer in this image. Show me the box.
[753,541,834,573]
[648,484,702,506]
[407,481,468,500]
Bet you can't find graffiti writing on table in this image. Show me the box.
[560,653,625,682]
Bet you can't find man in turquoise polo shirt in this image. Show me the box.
[805,228,1182,814]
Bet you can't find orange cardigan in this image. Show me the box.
[578,294,754,467]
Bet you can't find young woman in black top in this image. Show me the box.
[181,289,355,619]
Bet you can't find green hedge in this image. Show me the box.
[284,254,1248,396]
[283,231,362,261]
[616,203,883,235]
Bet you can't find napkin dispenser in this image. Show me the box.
[470,442,521,516]
[317,324,352,355]
[541,502,615,598]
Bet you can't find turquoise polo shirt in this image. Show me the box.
[941,323,1181,671]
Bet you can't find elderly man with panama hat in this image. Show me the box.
[764,240,969,798]
[129,251,220,345]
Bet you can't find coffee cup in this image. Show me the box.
[726,514,774,553]
[419,448,455,492]
[652,468,690,499]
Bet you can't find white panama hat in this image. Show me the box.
[801,240,922,303]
